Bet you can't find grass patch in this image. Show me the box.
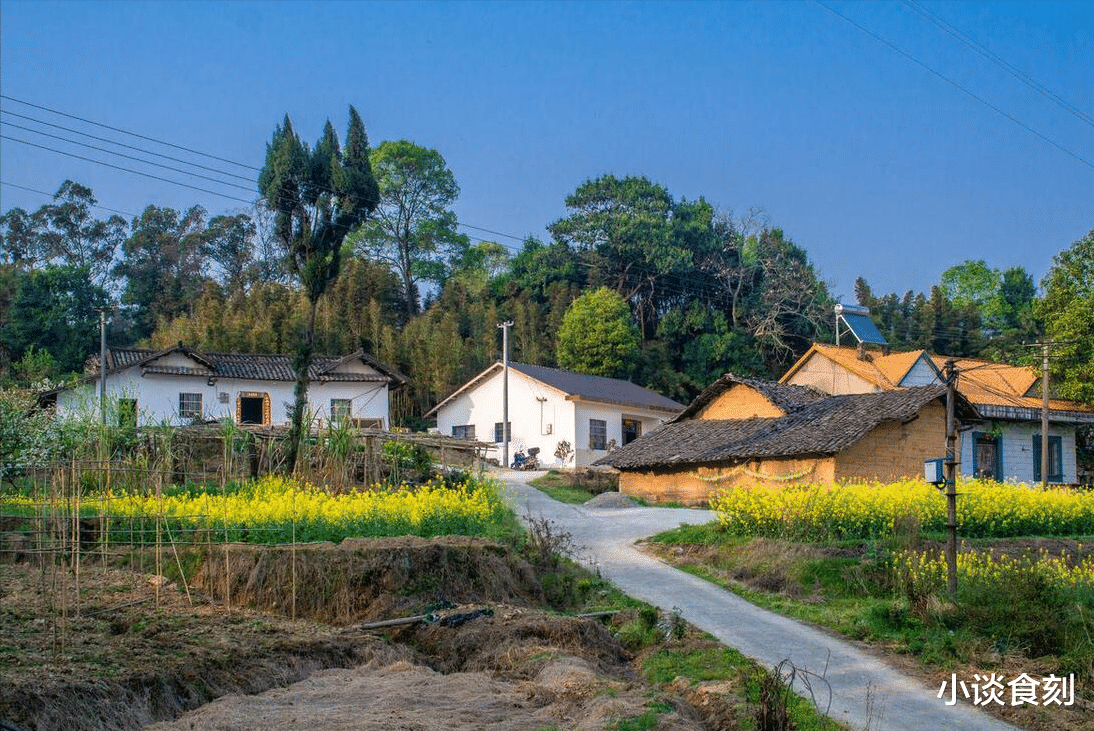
[528,470,598,504]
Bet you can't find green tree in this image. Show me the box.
[556,287,639,378]
[258,107,379,471]
[0,207,45,267]
[205,213,257,291]
[549,175,717,340]
[35,181,128,286]
[113,205,211,340]
[348,140,467,316]
[1038,229,1094,405]
[0,265,111,376]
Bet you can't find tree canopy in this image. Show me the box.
[349,139,467,316]
[1038,229,1094,405]
[556,287,640,378]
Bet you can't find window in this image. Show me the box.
[589,419,607,451]
[972,431,1002,481]
[1033,434,1063,483]
[330,398,352,423]
[622,418,642,446]
[494,422,511,443]
[452,424,475,440]
[179,393,202,421]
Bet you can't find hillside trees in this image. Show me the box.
[348,140,467,316]
[258,107,380,471]
[1038,229,1094,405]
[113,204,212,340]
[556,287,640,378]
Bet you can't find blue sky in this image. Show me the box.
[2,0,1091,300]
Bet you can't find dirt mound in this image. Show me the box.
[585,491,639,509]
[191,536,545,624]
[409,605,629,677]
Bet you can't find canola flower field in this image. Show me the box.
[710,478,1094,541]
[5,475,509,545]
[894,544,1094,597]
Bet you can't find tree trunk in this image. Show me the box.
[285,297,318,475]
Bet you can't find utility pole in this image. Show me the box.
[95,307,110,425]
[943,358,959,597]
[1041,343,1050,489]
[498,321,513,468]
[1024,340,1072,487]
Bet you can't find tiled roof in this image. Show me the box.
[424,362,685,418]
[781,344,936,390]
[93,345,406,385]
[671,373,827,422]
[510,363,685,413]
[597,384,977,470]
[930,355,1094,420]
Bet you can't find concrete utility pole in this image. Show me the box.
[96,307,109,425]
[943,358,959,597]
[498,321,513,468]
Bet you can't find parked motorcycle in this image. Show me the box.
[512,447,540,470]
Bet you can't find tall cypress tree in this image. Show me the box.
[258,107,379,472]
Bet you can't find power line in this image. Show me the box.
[901,0,1094,130]
[0,134,256,205]
[0,94,259,171]
[1,120,257,192]
[811,0,1094,170]
[0,110,257,183]
[0,180,135,218]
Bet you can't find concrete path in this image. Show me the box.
[498,471,1019,731]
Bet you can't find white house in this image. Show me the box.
[781,343,1094,484]
[51,344,407,429]
[426,362,685,468]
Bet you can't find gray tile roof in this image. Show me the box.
[94,345,406,385]
[597,383,978,470]
[671,373,827,422]
[509,362,685,413]
[424,362,685,418]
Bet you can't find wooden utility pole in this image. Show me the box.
[943,358,959,597]
[1041,343,1050,488]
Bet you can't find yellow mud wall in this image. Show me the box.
[695,385,785,420]
[834,401,945,482]
[618,457,836,506]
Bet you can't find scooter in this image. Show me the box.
[512,447,540,470]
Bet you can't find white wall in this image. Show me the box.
[433,367,677,468]
[58,369,390,428]
[572,402,667,468]
[959,420,1078,484]
[434,368,576,468]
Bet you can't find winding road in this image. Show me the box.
[499,470,1019,731]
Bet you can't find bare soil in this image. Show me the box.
[0,538,728,731]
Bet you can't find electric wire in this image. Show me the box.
[1,120,257,192]
[900,0,1094,130]
[1,134,256,205]
[812,0,1094,170]
[0,94,259,171]
[0,109,257,183]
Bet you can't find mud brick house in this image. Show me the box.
[49,343,407,429]
[595,374,978,506]
[781,343,1094,484]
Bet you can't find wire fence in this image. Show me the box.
[0,427,495,644]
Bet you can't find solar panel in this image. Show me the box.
[840,312,888,345]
